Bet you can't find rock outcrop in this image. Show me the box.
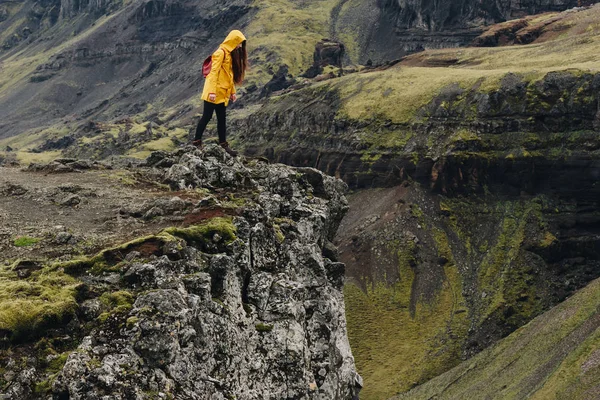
[0,146,361,399]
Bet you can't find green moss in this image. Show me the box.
[273,225,285,243]
[97,290,134,323]
[47,352,70,373]
[126,316,139,329]
[34,379,52,395]
[360,153,382,163]
[0,263,80,341]
[100,290,134,310]
[255,323,274,332]
[13,236,40,247]
[451,128,480,143]
[165,217,237,244]
[539,231,557,248]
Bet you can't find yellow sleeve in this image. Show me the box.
[205,49,224,95]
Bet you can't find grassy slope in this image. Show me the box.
[343,191,564,400]
[395,277,600,400]
[333,4,600,125]
[243,0,342,84]
[344,243,470,399]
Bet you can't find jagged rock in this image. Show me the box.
[303,39,345,78]
[261,65,295,98]
[0,183,28,196]
[22,147,362,400]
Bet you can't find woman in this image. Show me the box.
[192,30,248,156]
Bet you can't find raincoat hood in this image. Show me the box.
[221,30,246,52]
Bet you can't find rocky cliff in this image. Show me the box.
[0,146,361,399]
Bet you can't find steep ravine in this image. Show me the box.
[231,67,600,398]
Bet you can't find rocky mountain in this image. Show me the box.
[0,146,361,399]
[2,0,597,154]
[1,1,600,399]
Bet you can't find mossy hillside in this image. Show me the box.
[234,6,600,163]
[438,196,555,331]
[246,0,343,84]
[237,67,599,165]
[344,236,469,400]
[0,124,71,164]
[395,277,600,400]
[475,202,540,325]
[62,120,185,161]
[341,186,585,399]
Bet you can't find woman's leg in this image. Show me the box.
[194,101,217,141]
[215,103,237,155]
[215,102,227,143]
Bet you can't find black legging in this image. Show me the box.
[194,101,227,142]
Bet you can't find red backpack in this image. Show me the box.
[202,47,224,78]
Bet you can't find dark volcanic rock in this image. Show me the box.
[303,39,345,79]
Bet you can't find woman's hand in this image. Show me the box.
[209,93,216,102]
[230,94,237,103]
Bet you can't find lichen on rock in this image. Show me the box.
[0,145,361,399]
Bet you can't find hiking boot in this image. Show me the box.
[192,139,203,149]
[220,141,238,156]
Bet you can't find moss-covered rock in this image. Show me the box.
[0,263,80,342]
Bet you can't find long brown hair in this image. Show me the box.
[231,40,248,85]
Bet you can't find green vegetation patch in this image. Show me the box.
[58,231,181,275]
[56,217,236,276]
[396,277,600,399]
[97,290,135,323]
[165,217,237,245]
[245,0,340,84]
[0,263,80,341]
[344,237,469,400]
[13,236,41,247]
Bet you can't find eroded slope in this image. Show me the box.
[395,276,600,400]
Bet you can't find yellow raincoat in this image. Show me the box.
[201,30,246,107]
